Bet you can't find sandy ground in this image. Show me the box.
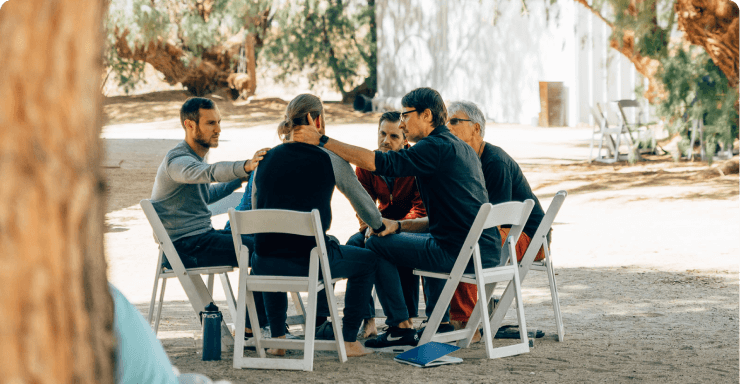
[102,92,739,383]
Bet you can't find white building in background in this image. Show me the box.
[376,0,644,126]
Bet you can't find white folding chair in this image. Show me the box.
[230,208,346,371]
[590,103,632,163]
[141,196,239,347]
[489,191,567,342]
[415,200,535,359]
[614,99,654,159]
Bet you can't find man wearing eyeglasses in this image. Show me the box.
[293,88,502,349]
[346,111,427,339]
[446,100,548,332]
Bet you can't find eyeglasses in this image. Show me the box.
[400,109,417,122]
[448,118,472,126]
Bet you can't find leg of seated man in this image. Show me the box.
[344,231,378,338]
[325,243,376,356]
[365,233,456,347]
[173,230,267,330]
[345,231,366,248]
[345,232,419,331]
[398,266,420,318]
[449,227,544,325]
[252,243,375,357]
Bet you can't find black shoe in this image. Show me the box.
[417,322,455,336]
[365,326,419,348]
[315,321,335,340]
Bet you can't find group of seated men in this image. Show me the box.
[149,87,547,357]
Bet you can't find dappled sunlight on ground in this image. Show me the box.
[103,92,738,382]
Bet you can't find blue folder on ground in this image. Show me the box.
[393,342,463,368]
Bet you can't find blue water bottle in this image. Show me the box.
[200,302,222,361]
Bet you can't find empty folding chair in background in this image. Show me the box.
[489,190,568,342]
[613,99,656,159]
[229,208,346,371]
[590,103,634,163]
[415,200,535,359]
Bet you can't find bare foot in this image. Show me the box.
[345,341,372,357]
[267,335,286,356]
[359,318,378,338]
[471,328,482,344]
[398,319,414,329]
[451,320,481,343]
[451,320,466,330]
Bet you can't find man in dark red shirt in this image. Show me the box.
[347,111,426,338]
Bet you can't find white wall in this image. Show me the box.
[377,0,639,126]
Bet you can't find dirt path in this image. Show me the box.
[102,93,739,382]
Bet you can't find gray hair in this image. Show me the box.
[447,101,486,139]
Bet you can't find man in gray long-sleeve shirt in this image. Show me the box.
[150,97,269,269]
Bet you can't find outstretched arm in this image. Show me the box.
[291,115,377,171]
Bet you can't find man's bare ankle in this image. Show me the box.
[397,319,413,329]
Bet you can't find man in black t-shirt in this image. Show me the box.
[292,88,502,349]
[446,100,548,328]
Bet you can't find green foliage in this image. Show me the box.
[262,0,376,96]
[105,0,269,93]
[657,46,739,163]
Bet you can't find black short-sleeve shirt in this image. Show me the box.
[479,143,545,239]
[374,125,503,268]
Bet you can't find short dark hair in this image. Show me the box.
[379,111,403,137]
[180,97,216,129]
[378,111,401,127]
[401,87,447,128]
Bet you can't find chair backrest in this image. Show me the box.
[614,99,643,127]
[519,191,567,266]
[228,209,330,279]
[140,199,189,274]
[448,200,535,277]
[590,106,605,130]
[208,191,244,216]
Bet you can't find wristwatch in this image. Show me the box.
[394,221,402,234]
[318,135,329,147]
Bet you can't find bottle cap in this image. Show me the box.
[204,302,219,312]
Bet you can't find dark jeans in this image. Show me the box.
[172,229,267,329]
[346,231,420,319]
[365,233,455,327]
[251,241,377,343]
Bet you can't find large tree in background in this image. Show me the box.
[263,0,377,103]
[0,0,114,382]
[107,0,271,96]
[568,0,738,157]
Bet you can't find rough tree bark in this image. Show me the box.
[675,0,739,87]
[0,0,114,382]
[675,0,739,120]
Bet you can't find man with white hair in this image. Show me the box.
[446,100,548,330]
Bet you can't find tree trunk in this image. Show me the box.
[114,30,257,96]
[0,0,114,383]
[675,0,740,138]
[676,0,739,87]
[246,33,258,97]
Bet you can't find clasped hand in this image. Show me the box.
[364,218,399,242]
